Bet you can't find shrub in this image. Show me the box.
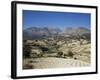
[64,54,67,56]
[23,64,34,69]
[23,44,31,58]
[67,50,74,58]
[40,46,49,52]
[57,51,63,57]
[38,54,43,57]
[74,57,77,60]
[30,52,38,58]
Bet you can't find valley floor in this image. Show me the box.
[23,57,90,69]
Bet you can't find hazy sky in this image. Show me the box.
[23,10,91,30]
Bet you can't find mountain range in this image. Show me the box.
[23,26,90,40]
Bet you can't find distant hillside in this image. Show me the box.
[64,27,90,36]
[23,26,90,40]
[23,27,61,40]
[62,27,90,40]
